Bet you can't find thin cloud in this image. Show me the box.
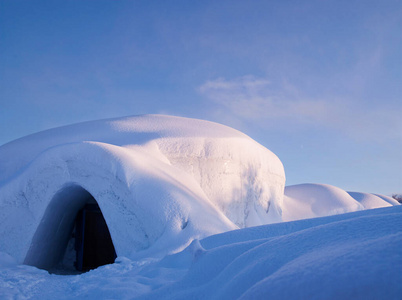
[199,75,334,122]
[198,76,401,141]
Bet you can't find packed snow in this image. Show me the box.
[0,114,400,299]
[282,183,398,221]
[0,115,284,268]
[1,206,401,299]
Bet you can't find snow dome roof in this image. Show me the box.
[0,115,285,269]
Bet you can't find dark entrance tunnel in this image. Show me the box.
[24,185,117,274]
[75,203,116,272]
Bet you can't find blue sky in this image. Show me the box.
[1,0,401,194]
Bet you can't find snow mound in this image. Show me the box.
[0,115,285,268]
[348,191,399,209]
[1,206,400,299]
[372,193,400,206]
[282,183,398,221]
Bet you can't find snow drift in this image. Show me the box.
[0,115,285,270]
[1,206,401,299]
[282,183,399,221]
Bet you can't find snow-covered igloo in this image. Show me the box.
[0,115,285,272]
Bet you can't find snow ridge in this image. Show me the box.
[1,206,400,299]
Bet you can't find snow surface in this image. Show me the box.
[282,183,398,221]
[348,191,399,209]
[1,206,401,299]
[0,115,285,266]
[0,114,400,298]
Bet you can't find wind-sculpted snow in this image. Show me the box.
[348,191,399,209]
[1,206,400,299]
[282,183,398,221]
[0,115,285,265]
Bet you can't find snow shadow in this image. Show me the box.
[24,184,116,274]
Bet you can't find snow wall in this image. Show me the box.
[0,115,285,268]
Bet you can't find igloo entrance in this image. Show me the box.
[74,202,116,271]
[24,184,116,274]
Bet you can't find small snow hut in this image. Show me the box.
[0,115,285,272]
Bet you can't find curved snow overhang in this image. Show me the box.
[0,141,236,265]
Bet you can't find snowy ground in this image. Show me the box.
[1,205,401,300]
[0,115,400,299]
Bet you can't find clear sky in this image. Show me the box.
[1,0,401,195]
